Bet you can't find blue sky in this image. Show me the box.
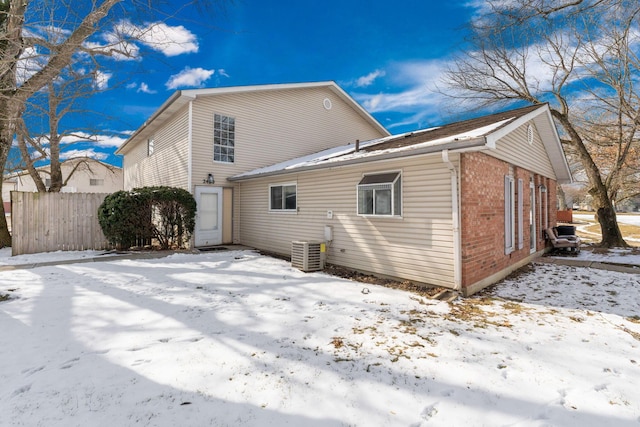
[26,1,482,168]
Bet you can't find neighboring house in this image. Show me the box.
[119,81,572,296]
[5,158,123,194]
[115,81,389,247]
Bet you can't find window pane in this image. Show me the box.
[375,189,392,215]
[200,193,218,231]
[284,185,296,210]
[214,114,235,163]
[271,186,283,210]
[358,188,373,214]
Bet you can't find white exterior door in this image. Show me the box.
[195,186,223,247]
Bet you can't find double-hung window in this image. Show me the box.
[214,114,235,163]
[357,172,402,216]
[270,183,297,212]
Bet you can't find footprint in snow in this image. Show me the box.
[60,357,80,369]
[594,383,608,392]
[21,366,45,376]
[11,384,31,396]
[421,403,438,420]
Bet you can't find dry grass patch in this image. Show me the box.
[445,298,513,328]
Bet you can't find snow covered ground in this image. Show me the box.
[573,213,640,228]
[1,249,639,426]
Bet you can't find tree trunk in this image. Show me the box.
[553,112,628,247]
[0,132,13,248]
[557,185,568,210]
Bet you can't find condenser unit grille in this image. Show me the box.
[291,241,324,272]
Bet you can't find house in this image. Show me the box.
[119,81,571,296]
[4,158,123,194]
[3,158,123,231]
[115,81,389,247]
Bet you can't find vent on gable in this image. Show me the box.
[291,241,325,272]
[527,124,534,145]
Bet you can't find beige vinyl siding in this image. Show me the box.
[190,87,387,187]
[491,122,556,179]
[237,154,457,288]
[123,106,190,190]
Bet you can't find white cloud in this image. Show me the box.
[137,82,157,94]
[165,67,215,89]
[93,71,112,90]
[89,20,198,60]
[16,47,46,85]
[60,132,128,148]
[353,60,448,114]
[60,149,108,161]
[217,69,230,78]
[93,134,128,148]
[136,22,198,56]
[355,69,385,87]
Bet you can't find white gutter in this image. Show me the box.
[188,100,193,192]
[442,149,462,291]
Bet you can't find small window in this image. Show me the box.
[90,179,104,186]
[147,138,155,156]
[357,172,401,216]
[269,184,297,211]
[214,113,235,163]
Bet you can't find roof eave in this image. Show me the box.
[115,90,191,155]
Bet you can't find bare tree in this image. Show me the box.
[0,0,125,247]
[0,0,225,247]
[14,62,115,192]
[444,0,640,247]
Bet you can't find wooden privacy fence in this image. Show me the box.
[11,191,114,256]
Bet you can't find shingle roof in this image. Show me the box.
[361,104,543,152]
[229,103,572,184]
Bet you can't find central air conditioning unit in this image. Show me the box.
[291,241,325,272]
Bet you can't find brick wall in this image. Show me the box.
[459,152,557,291]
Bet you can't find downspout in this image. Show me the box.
[187,100,193,192]
[442,149,462,291]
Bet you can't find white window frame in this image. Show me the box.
[269,183,297,213]
[213,113,235,164]
[504,175,516,254]
[357,171,402,217]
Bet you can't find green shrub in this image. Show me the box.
[98,186,196,250]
